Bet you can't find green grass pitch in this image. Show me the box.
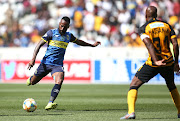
[0,84,180,121]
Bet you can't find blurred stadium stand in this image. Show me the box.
[0,0,179,47]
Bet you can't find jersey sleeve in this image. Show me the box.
[70,33,77,43]
[41,30,53,42]
[169,25,177,39]
[138,25,150,41]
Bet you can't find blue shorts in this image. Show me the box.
[34,63,64,77]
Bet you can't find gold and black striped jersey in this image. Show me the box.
[138,18,177,67]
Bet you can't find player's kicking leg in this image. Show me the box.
[26,75,43,86]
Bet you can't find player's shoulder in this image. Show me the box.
[154,19,172,29]
[46,29,55,35]
[156,19,170,25]
[65,32,75,38]
[65,31,72,35]
[139,19,154,30]
[47,28,61,36]
[50,28,58,33]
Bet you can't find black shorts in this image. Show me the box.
[135,63,174,83]
[34,63,64,77]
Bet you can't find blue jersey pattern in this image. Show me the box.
[41,28,72,66]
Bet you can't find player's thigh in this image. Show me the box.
[51,65,64,84]
[135,64,158,83]
[35,63,50,77]
[160,64,175,90]
[160,64,174,81]
[52,72,64,84]
[32,63,50,84]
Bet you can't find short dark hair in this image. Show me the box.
[62,16,70,24]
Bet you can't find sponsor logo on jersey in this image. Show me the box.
[49,40,68,49]
[149,22,164,28]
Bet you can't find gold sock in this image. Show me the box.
[128,89,138,114]
[170,88,180,114]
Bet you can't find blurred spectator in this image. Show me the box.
[165,0,175,16]
[30,29,41,45]
[173,0,180,17]
[5,4,13,28]
[73,0,85,37]
[19,33,29,47]
[127,0,137,19]
[83,11,95,33]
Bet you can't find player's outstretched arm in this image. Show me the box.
[74,39,101,47]
[27,39,46,70]
[143,37,166,66]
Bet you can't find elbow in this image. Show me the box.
[173,43,178,48]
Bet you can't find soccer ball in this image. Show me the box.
[23,98,37,112]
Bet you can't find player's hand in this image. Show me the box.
[27,60,35,70]
[154,59,166,66]
[92,41,101,47]
[174,63,180,75]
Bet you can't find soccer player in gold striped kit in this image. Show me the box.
[120,6,180,119]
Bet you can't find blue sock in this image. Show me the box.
[49,84,61,103]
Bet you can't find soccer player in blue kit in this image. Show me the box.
[26,16,101,110]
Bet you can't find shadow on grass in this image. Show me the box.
[0,112,72,117]
[139,117,177,120]
[54,108,126,112]
[0,108,127,117]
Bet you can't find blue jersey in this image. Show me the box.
[41,28,77,66]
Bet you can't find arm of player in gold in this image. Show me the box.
[143,37,166,66]
[171,37,180,74]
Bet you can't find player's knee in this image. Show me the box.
[168,85,176,92]
[129,86,139,90]
[56,79,64,85]
[166,81,176,91]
